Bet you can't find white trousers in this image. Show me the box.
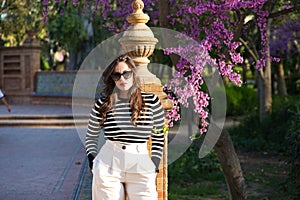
[92,140,158,200]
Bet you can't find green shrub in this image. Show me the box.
[284,104,300,198]
[40,55,51,71]
[286,72,300,95]
[225,84,258,116]
[168,139,222,184]
[168,138,228,199]
[229,95,300,153]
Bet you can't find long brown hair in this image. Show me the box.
[98,55,145,127]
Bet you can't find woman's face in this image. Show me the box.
[112,61,133,92]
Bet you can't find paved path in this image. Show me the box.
[0,104,74,116]
[0,104,91,200]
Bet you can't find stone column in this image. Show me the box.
[119,1,172,199]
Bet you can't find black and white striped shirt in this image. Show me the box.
[85,92,165,169]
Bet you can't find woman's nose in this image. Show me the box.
[119,75,126,81]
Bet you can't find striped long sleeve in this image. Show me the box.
[150,94,165,171]
[85,98,104,158]
[85,92,165,171]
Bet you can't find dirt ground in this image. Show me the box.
[238,151,289,200]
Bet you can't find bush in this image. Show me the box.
[230,95,300,153]
[168,138,228,199]
[225,84,258,116]
[168,139,222,184]
[40,55,51,71]
[286,72,300,95]
[284,104,300,198]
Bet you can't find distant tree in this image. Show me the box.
[47,2,87,70]
[45,1,114,70]
[270,16,300,96]
[238,1,300,120]
[0,0,45,46]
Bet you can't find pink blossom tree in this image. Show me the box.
[42,0,300,199]
[41,0,299,125]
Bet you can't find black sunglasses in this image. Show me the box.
[111,71,133,81]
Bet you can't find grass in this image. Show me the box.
[241,155,290,200]
[169,181,228,200]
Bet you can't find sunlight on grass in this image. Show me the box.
[169,181,228,200]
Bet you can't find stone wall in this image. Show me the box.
[0,45,41,104]
[32,70,102,105]
[35,71,76,96]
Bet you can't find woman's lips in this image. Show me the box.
[120,82,127,87]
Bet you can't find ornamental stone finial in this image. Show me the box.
[132,0,144,13]
[119,0,159,85]
[119,0,172,105]
[127,0,149,24]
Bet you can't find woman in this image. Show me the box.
[85,55,165,200]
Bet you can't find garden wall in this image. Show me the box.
[32,70,102,105]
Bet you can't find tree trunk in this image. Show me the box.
[264,22,273,117]
[257,70,265,121]
[258,20,272,122]
[214,130,246,200]
[258,65,272,122]
[158,0,177,79]
[276,61,288,97]
[158,0,169,28]
[242,62,247,84]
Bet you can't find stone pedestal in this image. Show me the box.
[119,1,172,199]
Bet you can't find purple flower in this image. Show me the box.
[41,0,274,134]
[42,0,49,5]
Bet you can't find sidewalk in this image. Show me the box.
[0,104,92,200]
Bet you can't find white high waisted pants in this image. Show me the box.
[92,140,157,200]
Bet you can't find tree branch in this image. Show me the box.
[239,36,264,78]
[233,11,246,41]
[268,5,300,19]
[246,35,259,56]
[239,37,258,62]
